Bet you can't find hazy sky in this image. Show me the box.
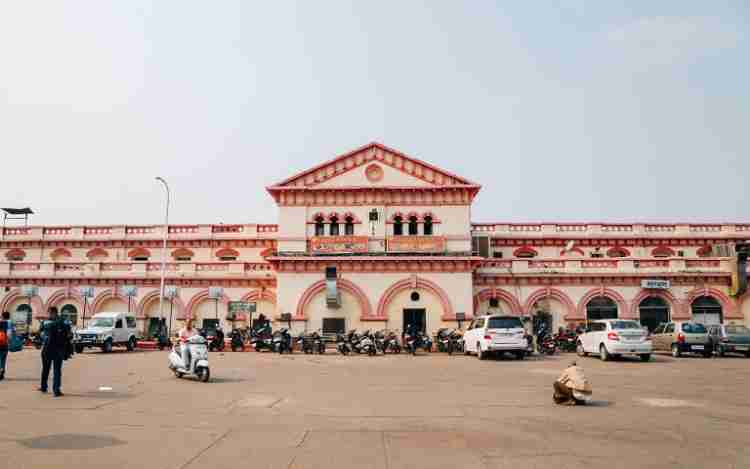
[1,1,748,226]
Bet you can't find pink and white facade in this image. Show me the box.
[2,143,749,335]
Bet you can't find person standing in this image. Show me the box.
[0,311,16,381]
[38,307,73,397]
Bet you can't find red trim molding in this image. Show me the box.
[376,277,454,320]
[523,287,576,320]
[295,278,372,320]
[576,287,629,320]
[473,288,522,316]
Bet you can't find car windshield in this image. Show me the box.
[487,317,523,329]
[89,318,114,328]
[610,321,641,330]
[726,325,750,335]
[682,323,707,333]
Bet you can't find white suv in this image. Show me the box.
[577,319,652,362]
[464,315,527,360]
[74,312,138,353]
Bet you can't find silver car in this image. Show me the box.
[707,324,750,357]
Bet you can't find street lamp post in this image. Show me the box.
[155,177,170,326]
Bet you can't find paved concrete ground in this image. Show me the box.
[1,348,748,469]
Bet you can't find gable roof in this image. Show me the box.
[269,142,480,190]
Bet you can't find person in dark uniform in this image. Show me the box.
[38,307,73,397]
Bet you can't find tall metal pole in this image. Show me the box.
[155,177,170,324]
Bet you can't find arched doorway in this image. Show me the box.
[691,296,723,325]
[60,304,78,327]
[586,296,618,321]
[638,297,670,332]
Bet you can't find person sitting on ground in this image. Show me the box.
[553,361,592,406]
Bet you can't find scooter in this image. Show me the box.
[273,328,292,354]
[168,335,210,382]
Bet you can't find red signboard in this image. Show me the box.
[310,236,369,254]
[387,236,446,253]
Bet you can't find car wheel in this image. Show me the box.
[516,351,525,360]
[477,343,487,360]
[126,337,136,352]
[640,354,651,362]
[745,351,750,358]
[702,351,712,359]
[671,344,681,358]
[576,341,587,357]
[599,344,610,362]
[102,339,113,353]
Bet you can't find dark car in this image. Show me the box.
[707,324,750,357]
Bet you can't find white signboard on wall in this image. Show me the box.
[641,279,671,290]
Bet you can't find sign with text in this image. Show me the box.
[228,301,256,314]
[641,279,671,290]
[387,236,446,253]
[310,236,369,254]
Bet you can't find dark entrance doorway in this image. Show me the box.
[691,296,723,325]
[403,309,426,334]
[585,296,618,321]
[202,319,220,335]
[148,318,161,338]
[639,297,670,332]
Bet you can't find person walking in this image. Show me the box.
[38,307,73,397]
[0,311,16,381]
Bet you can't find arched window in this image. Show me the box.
[344,216,354,236]
[696,246,712,258]
[513,246,538,258]
[128,247,151,262]
[408,216,419,236]
[329,216,339,236]
[423,216,433,236]
[314,216,325,236]
[639,296,670,331]
[586,296,618,321]
[393,216,403,236]
[607,247,630,258]
[216,248,240,262]
[171,248,194,262]
[60,304,78,327]
[489,298,500,309]
[5,248,26,261]
[651,246,675,258]
[691,296,722,325]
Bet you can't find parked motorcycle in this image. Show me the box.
[273,328,292,354]
[539,334,557,355]
[302,330,326,354]
[208,330,225,352]
[554,329,578,353]
[168,335,210,382]
[230,329,244,352]
[437,328,463,355]
[358,330,377,356]
[381,330,402,354]
[250,329,274,352]
[336,333,351,355]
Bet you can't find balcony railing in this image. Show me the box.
[475,258,731,275]
[0,224,279,241]
[0,261,274,278]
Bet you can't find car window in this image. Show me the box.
[487,317,523,329]
[726,325,750,335]
[665,324,675,334]
[682,323,707,334]
[126,317,136,329]
[115,319,123,329]
[610,321,641,330]
[476,318,485,329]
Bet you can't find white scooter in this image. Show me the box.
[168,335,210,382]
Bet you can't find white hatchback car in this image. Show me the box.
[577,319,652,362]
[463,315,528,360]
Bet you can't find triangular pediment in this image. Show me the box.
[269,142,479,190]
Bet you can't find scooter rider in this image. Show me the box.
[178,319,199,370]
